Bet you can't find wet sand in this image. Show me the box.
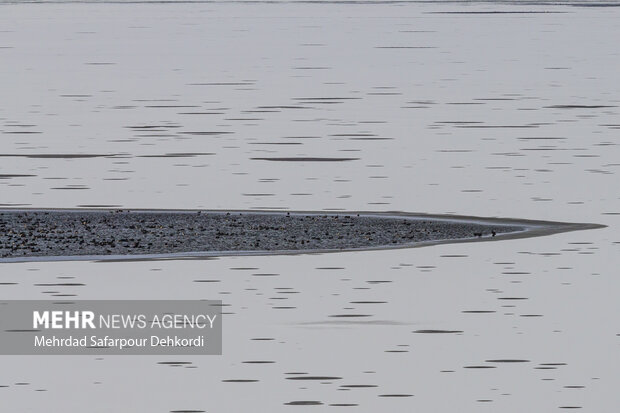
[0,209,602,262]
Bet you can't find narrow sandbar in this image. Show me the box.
[0,209,604,262]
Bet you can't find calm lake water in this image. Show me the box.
[1,0,619,411]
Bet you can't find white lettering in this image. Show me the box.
[33,311,49,329]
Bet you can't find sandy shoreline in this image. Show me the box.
[0,208,604,262]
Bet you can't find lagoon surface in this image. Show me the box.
[0,0,619,411]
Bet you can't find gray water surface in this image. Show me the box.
[0,0,618,411]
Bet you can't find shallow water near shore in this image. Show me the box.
[1,0,619,411]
